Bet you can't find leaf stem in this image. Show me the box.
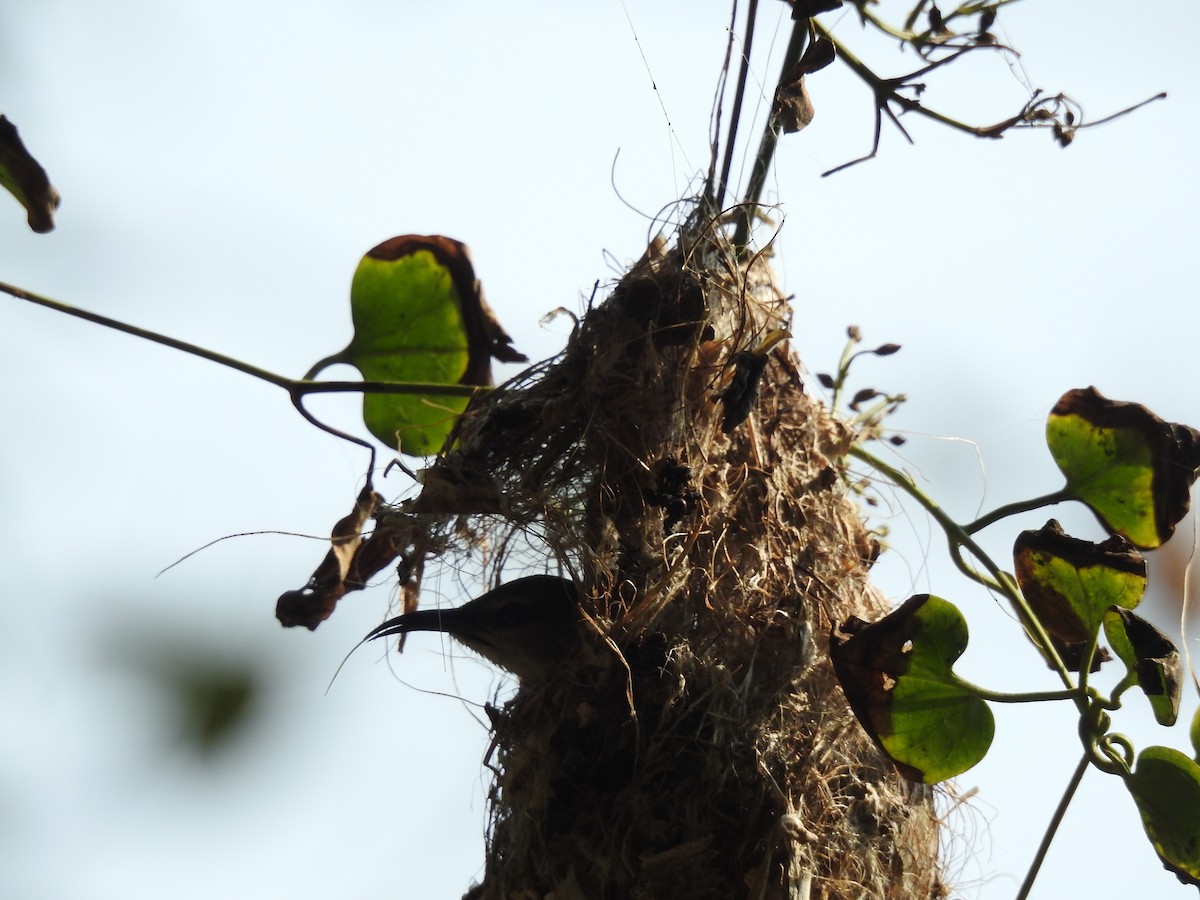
[954,679,1081,704]
[304,351,350,381]
[964,488,1074,534]
[1015,752,1089,900]
[1105,671,1139,709]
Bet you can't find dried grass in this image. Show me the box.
[382,209,944,899]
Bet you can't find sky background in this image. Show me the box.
[1,1,1197,898]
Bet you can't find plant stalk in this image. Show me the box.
[850,444,1079,697]
[0,279,482,399]
[964,488,1074,534]
[731,15,808,250]
[1015,753,1090,900]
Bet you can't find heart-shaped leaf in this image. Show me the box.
[1127,746,1200,886]
[321,235,527,456]
[1013,519,1146,652]
[1103,607,1182,726]
[831,594,994,783]
[1047,387,1200,549]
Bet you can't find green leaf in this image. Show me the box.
[831,594,995,783]
[0,115,59,233]
[1127,746,1200,886]
[333,235,527,456]
[1103,607,1182,726]
[1191,707,1200,763]
[1013,519,1146,652]
[1047,387,1200,549]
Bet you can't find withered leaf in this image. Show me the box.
[1104,607,1182,726]
[1013,519,1147,648]
[407,464,506,516]
[276,484,386,630]
[0,115,60,233]
[343,527,402,593]
[773,38,835,134]
[786,0,843,18]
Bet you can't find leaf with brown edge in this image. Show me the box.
[361,235,527,371]
[0,115,60,233]
[317,235,529,456]
[1103,607,1182,726]
[276,484,383,630]
[1013,520,1147,665]
[1047,387,1200,549]
[831,594,994,783]
[1127,746,1200,886]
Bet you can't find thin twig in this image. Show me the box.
[1,278,485,461]
[717,0,759,208]
[850,444,1079,695]
[706,0,740,204]
[964,488,1074,534]
[814,15,1164,176]
[1,279,482,399]
[731,14,809,250]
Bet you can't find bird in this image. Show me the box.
[363,575,583,682]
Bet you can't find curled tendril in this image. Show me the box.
[1099,734,1136,774]
[1086,729,1135,776]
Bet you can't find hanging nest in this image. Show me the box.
[376,210,945,900]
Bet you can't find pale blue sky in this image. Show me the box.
[2,2,1197,898]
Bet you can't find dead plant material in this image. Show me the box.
[365,209,944,899]
[276,484,387,630]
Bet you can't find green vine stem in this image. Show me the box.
[1,278,494,461]
[0,279,483,400]
[953,679,1081,705]
[1014,752,1090,900]
[1104,671,1141,709]
[849,443,1079,697]
[963,488,1074,534]
[1075,632,1102,698]
[855,434,1121,900]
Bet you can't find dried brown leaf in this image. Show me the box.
[276,484,383,630]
